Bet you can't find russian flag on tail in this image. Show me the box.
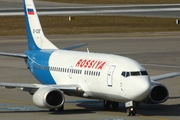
[28,8,34,15]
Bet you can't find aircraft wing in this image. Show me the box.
[150,72,180,81]
[0,82,83,95]
[0,82,41,89]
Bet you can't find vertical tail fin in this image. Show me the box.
[23,0,58,50]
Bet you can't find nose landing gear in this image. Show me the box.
[103,100,137,116]
[126,107,136,116]
[125,101,136,116]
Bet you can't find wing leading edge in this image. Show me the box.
[150,72,180,81]
[0,82,83,95]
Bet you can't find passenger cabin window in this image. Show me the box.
[121,71,148,77]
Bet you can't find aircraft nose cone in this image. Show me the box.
[133,77,151,101]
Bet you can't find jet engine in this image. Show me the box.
[32,87,65,109]
[143,82,168,104]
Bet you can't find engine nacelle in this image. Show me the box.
[33,87,65,109]
[143,82,168,104]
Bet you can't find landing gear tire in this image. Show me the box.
[103,100,111,109]
[49,104,64,112]
[126,108,131,116]
[126,107,136,116]
[49,108,55,112]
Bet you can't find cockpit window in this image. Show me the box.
[126,72,130,77]
[121,72,126,77]
[121,71,130,77]
[141,71,148,75]
[121,71,148,77]
[131,71,140,76]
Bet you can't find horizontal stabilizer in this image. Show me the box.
[0,52,27,58]
[61,43,88,50]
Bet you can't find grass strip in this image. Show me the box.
[0,16,180,36]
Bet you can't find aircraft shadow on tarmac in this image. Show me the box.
[0,99,180,116]
[52,100,180,116]
[76,100,180,116]
[136,104,180,116]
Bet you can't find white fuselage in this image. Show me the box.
[44,50,151,102]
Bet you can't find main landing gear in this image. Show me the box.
[125,101,136,116]
[49,104,64,112]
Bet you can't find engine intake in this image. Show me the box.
[33,87,65,109]
[143,83,168,104]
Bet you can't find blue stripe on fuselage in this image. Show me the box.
[25,50,56,84]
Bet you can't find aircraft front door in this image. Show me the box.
[107,65,116,87]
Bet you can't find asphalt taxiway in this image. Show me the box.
[0,32,179,120]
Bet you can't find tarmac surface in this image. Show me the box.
[0,32,179,120]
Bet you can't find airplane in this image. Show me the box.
[0,0,180,116]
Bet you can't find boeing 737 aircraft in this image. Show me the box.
[0,0,180,116]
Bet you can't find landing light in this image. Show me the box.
[130,108,134,111]
[77,87,82,91]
